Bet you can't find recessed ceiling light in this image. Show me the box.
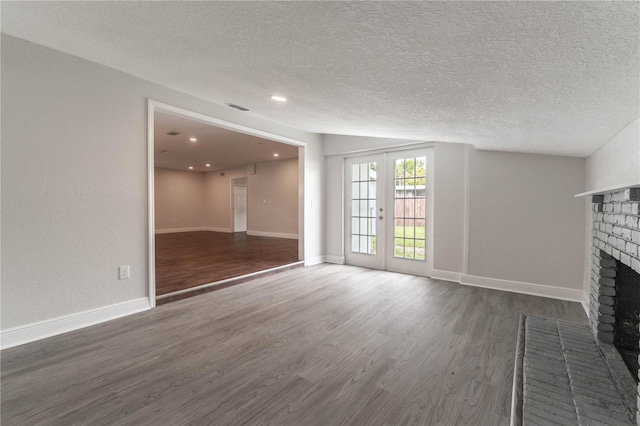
[205,164,211,167]
[188,166,194,170]
[270,95,287,102]
[274,153,279,157]
[190,137,197,142]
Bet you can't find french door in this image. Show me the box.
[344,148,433,276]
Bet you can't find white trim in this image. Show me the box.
[462,144,471,275]
[247,230,298,239]
[581,292,590,317]
[329,141,435,157]
[155,227,235,234]
[324,255,345,265]
[1,298,150,350]
[575,181,640,197]
[147,101,156,307]
[431,269,462,283]
[155,227,207,234]
[305,256,325,266]
[149,100,306,148]
[460,274,584,302]
[204,227,233,233]
[147,99,307,308]
[156,262,304,300]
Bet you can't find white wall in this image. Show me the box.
[201,158,299,236]
[303,142,325,263]
[248,158,299,238]
[1,34,323,330]
[323,134,587,298]
[432,143,466,274]
[154,168,206,231]
[586,116,640,192]
[324,155,344,262]
[467,150,587,289]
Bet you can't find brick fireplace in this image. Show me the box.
[590,188,640,424]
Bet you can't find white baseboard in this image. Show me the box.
[581,293,590,317]
[247,230,298,239]
[155,226,206,234]
[431,269,462,283]
[1,298,150,350]
[324,255,345,265]
[204,227,233,233]
[460,274,584,303]
[305,256,325,266]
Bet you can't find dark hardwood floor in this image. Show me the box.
[155,231,299,296]
[1,265,587,425]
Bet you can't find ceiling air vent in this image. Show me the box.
[226,103,250,112]
[166,131,180,136]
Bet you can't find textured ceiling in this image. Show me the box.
[3,1,639,156]
[155,111,298,172]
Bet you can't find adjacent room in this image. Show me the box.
[153,110,301,303]
[2,2,639,425]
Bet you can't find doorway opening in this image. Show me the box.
[148,101,305,306]
[232,178,248,232]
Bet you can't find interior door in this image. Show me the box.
[233,182,247,232]
[345,148,433,276]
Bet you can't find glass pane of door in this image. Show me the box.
[393,156,426,261]
[350,161,377,255]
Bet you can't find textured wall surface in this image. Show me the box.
[3,2,638,156]
[1,35,323,329]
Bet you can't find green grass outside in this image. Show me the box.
[394,226,426,260]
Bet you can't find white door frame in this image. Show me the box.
[231,177,248,232]
[343,147,434,277]
[147,99,306,307]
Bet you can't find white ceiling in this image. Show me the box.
[3,1,638,157]
[155,111,298,172]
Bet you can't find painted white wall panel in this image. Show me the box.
[432,143,466,273]
[154,168,206,230]
[303,138,325,261]
[586,116,640,192]
[467,151,587,289]
[1,35,323,329]
[248,158,299,237]
[324,156,344,260]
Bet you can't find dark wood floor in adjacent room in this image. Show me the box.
[1,264,587,426]
[155,231,299,295]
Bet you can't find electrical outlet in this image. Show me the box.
[119,265,130,280]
